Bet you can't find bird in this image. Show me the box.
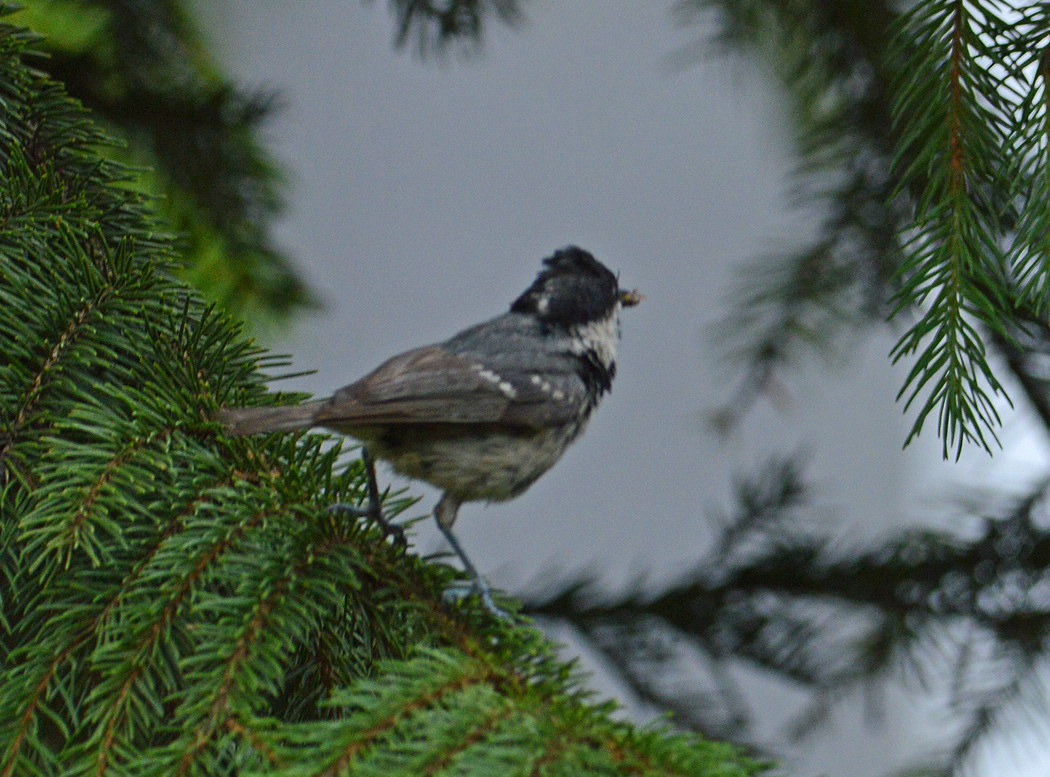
[219,246,641,618]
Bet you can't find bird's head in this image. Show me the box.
[510,246,642,328]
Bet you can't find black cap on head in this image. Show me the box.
[511,246,620,327]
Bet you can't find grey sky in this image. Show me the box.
[200,2,1050,775]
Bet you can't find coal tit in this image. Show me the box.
[220,246,641,617]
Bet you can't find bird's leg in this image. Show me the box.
[435,494,509,620]
[327,448,406,547]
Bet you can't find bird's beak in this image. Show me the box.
[619,289,644,307]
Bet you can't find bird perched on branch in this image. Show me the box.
[220,246,641,618]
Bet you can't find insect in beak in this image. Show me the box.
[619,289,644,307]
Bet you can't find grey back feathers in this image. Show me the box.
[316,310,599,431]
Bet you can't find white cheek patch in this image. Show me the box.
[570,310,621,371]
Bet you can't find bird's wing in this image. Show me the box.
[314,344,585,429]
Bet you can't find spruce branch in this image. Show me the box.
[14,0,309,324]
[686,1,1050,458]
[1001,6,1050,316]
[887,0,1020,458]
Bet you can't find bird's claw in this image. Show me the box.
[327,449,408,547]
[442,578,511,620]
[327,502,407,548]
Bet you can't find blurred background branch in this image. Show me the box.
[14,0,527,325]
[524,457,1050,776]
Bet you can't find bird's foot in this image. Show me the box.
[442,576,511,620]
[328,448,407,547]
[327,502,407,548]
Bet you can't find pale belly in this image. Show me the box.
[350,423,585,503]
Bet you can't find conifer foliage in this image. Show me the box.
[0,13,759,777]
[14,0,307,325]
[687,0,1050,459]
[887,0,1020,458]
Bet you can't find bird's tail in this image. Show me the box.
[218,400,325,437]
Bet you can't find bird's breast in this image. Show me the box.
[365,422,587,503]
